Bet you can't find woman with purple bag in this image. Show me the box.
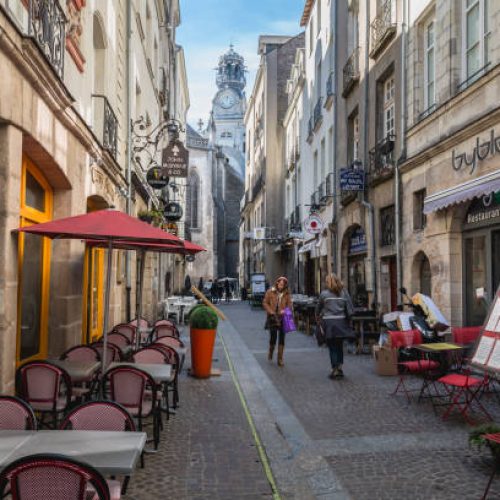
[263,276,293,367]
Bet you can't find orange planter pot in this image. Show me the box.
[190,328,217,378]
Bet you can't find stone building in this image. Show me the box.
[186,46,246,283]
[0,0,188,392]
[402,0,500,326]
[241,34,305,288]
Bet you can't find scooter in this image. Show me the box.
[382,288,448,343]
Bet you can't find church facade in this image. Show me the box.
[186,46,246,284]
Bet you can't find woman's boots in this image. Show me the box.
[277,345,284,367]
[268,344,275,360]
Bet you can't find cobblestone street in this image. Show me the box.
[124,302,500,499]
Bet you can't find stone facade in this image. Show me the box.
[0,0,188,392]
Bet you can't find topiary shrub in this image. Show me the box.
[186,303,204,321]
[189,306,218,330]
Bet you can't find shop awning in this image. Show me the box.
[423,169,500,214]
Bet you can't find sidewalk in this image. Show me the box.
[123,323,274,500]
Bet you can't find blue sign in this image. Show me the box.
[340,168,365,191]
[349,227,367,254]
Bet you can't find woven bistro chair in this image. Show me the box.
[60,401,137,494]
[60,345,101,400]
[16,361,73,429]
[0,453,118,500]
[150,343,181,410]
[103,366,161,450]
[111,324,137,345]
[0,395,37,430]
[150,324,180,342]
[154,335,185,372]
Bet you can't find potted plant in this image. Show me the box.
[189,305,219,378]
[138,209,163,226]
[138,210,153,224]
[469,423,500,464]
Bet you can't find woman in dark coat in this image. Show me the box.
[263,276,293,367]
[316,273,355,379]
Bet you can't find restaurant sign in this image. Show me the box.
[340,167,365,191]
[452,129,500,174]
[146,167,169,189]
[464,191,500,228]
[349,227,367,254]
[162,140,189,178]
[164,202,183,221]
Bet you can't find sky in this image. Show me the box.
[177,0,305,128]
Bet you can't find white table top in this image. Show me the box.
[108,362,173,382]
[49,360,101,380]
[0,430,146,475]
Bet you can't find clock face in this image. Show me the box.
[218,91,237,109]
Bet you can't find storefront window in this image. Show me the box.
[347,227,368,309]
[465,235,487,326]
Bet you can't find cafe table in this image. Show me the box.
[49,359,101,382]
[108,362,173,383]
[0,430,146,476]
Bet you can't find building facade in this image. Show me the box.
[241,34,305,288]
[0,0,188,392]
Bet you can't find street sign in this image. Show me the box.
[340,168,365,191]
[164,201,183,221]
[162,139,189,178]
[146,166,169,189]
[288,230,305,239]
[304,214,324,235]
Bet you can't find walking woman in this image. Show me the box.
[263,277,293,367]
[316,273,355,379]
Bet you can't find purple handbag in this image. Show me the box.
[282,307,296,334]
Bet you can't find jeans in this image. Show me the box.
[270,327,285,346]
[327,338,344,368]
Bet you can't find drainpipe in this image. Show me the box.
[125,0,132,321]
[331,0,339,274]
[361,0,377,310]
[396,0,409,302]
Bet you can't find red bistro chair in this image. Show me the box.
[151,343,181,409]
[91,341,123,368]
[154,319,176,328]
[111,324,137,345]
[0,395,37,430]
[60,400,137,494]
[452,326,482,364]
[0,453,118,500]
[129,318,149,329]
[151,324,180,341]
[389,330,440,403]
[60,345,101,399]
[16,361,73,429]
[103,366,161,449]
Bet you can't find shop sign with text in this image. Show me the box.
[162,140,189,178]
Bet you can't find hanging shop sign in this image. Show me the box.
[349,227,367,254]
[164,201,183,221]
[464,191,500,228]
[162,139,189,178]
[452,129,500,174]
[186,254,195,263]
[340,168,365,191]
[165,222,178,236]
[254,227,266,240]
[304,213,324,235]
[146,166,169,189]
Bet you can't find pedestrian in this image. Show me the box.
[224,278,231,303]
[316,273,355,379]
[198,277,204,293]
[263,276,293,367]
[241,285,248,301]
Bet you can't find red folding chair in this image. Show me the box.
[481,433,500,499]
[389,330,440,403]
[434,368,492,424]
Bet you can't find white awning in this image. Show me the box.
[423,169,500,214]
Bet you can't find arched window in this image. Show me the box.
[187,170,200,230]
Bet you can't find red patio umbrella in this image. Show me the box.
[14,209,184,374]
[86,238,205,348]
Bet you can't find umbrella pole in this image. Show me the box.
[101,240,114,394]
[135,249,146,350]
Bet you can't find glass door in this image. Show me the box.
[464,234,488,326]
[17,156,52,363]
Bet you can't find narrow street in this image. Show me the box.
[125,302,500,500]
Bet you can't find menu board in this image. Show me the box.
[471,287,500,372]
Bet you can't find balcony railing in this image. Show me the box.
[370,0,396,58]
[324,72,334,108]
[310,190,321,208]
[343,47,360,97]
[29,0,66,79]
[313,97,323,130]
[368,134,396,182]
[318,181,326,202]
[92,95,119,160]
[325,172,334,198]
